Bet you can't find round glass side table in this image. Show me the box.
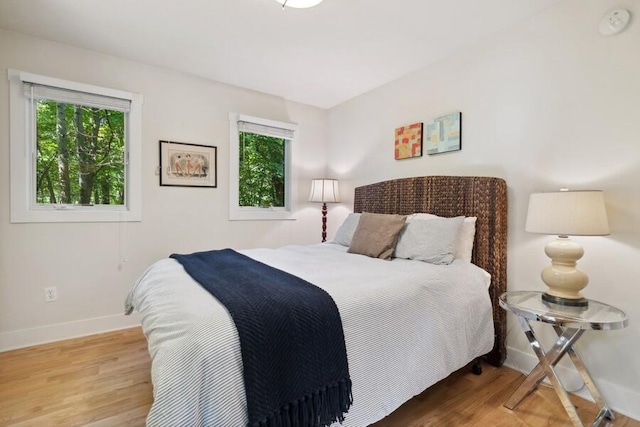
[499,291,628,427]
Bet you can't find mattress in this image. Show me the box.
[126,243,494,426]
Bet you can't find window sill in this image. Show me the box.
[229,208,296,221]
[11,208,141,223]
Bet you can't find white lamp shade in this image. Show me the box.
[309,179,340,203]
[525,190,610,236]
[276,0,323,8]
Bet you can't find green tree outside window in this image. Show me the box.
[238,132,285,208]
[35,100,125,206]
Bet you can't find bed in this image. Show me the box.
[126,175,508,426]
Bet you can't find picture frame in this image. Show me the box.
[159,140,217,187]
[425,112,462,155]
[394,122,423,160]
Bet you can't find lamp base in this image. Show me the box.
[542,292,589,308]
[321,202,327,243]
[540,236,590,306]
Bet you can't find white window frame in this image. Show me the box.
[8,69,143,223]
[229,112,296,221]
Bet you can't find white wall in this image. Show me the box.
[0,30,328,350]
[327,0,640,420]
[2,0,639,419]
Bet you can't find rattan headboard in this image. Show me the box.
[353,175,507,366]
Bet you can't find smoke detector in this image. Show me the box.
[599,9,631,36]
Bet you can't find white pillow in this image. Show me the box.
[410,213,477,262]
[331,213,361,246]
[395,216,464,264]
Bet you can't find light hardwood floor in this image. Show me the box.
[0,327,637,426]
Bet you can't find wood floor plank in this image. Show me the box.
[0,327,637,426]
[0,328,153,426]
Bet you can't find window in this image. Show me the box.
[8,70,142,223]
[229,113,296,220]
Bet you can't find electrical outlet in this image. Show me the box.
[45,286,57,302]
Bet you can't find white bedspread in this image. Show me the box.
[126,243,494,426]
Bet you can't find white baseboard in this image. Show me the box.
[0,313,142,352]
[505,345,640,422]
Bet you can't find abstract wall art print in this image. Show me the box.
[394,122,423,160]
[425,112,462,155]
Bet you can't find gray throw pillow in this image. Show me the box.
[395,216,464,264]
[347,213,407,260]
[332,213,361,246]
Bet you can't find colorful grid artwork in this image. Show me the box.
[426,112,462,155]
[394,122,423,160]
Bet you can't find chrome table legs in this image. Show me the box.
[505,317,615,427]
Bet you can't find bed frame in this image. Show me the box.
[353,175,508,366]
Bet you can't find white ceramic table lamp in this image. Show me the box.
[525,190,609,307]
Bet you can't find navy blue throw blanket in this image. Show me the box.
[170,249,352,427]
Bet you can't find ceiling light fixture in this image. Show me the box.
[276,0,324,9]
